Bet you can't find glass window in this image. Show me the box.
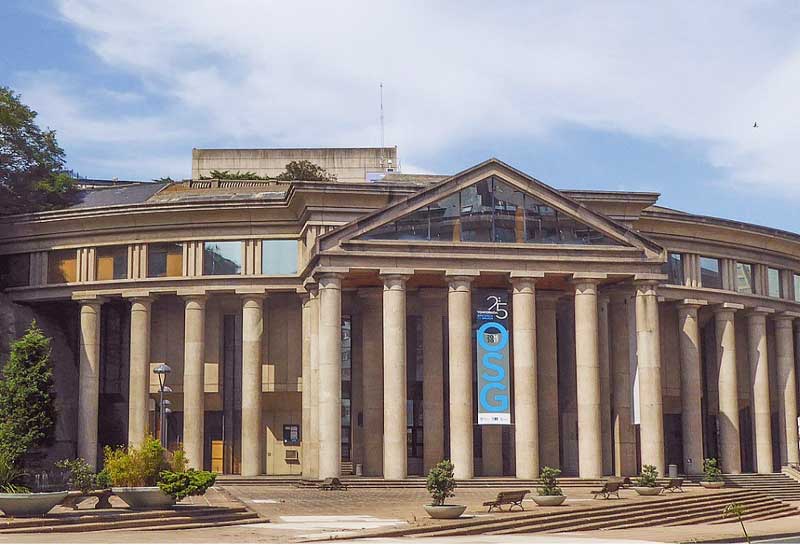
[767,267,782,298]
[47,249,77,284]
[203,241,242,276]
[359,175,622,245]
[147,243,182,278]
[662,252,683,285]
[794,274,800,302]
[96,246,128,281]
[736,262,753,294]
[0,254,30,288]
[699,257,722,289]
[261,240,298,275]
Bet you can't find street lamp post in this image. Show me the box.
[153,363,172,447]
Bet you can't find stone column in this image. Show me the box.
[183,295,207,470]
[318,274,343,479]
[775,315,799,465]
[241,294,264,476]
[573,277,603,478]
[747,308,774,473]
[716,304,743,474]
[301,291,314,480]
[78,299,103,469]
[448,275,474,479]
[420,289,445,472]
[636,282,665,475]
[128,297,153,449]
[537,292,560,469]
[609,291,636,475]
[306,286,321,479]
[598,295,612,475]
[382,273,409,480]
[677,301,705,475]
[512,277,539,479]
[359,288,383,476]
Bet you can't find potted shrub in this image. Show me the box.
[158,469,217,501]
[56,458,113,509]
[533,466,566,506]
[424,460,466,519]
[633,464,663,496]
[701,458,725,489]
[0,324,67,517]
[104,436,185,509]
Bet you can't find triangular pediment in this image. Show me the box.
[319,159,664,258]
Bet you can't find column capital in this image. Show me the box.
[445,269,479,282]
[380,270,411,288]
[571,273,607,285]
[510,277,538,293]
[240,294,265,306]
[714,302,745,315]
[72,292,107,305]
[774,311,800,326]
[745,306,775,318]
[379,268,414,278]
[676,298,707,312]
[318,273,345,290]
[509,270,544,282]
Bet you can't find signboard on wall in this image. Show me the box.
[475,290,512,425]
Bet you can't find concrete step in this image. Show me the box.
[0,506,261,534]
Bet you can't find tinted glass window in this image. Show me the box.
[0,254,30,288]
[700,257,722,289]
[261,240,298,275]
[768,267,782,298]
[662,252,683,284]
[203,241,242,275]
[48,249,77,284]
[361,176,621,245]
[736,263,753,294]
[794,274,800,302]
[96,246,128,281]
[148,243,182,278]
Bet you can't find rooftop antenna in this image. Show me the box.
[379,82,385,165]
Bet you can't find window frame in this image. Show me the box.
[202,241,243,276]
[699,256,722,289]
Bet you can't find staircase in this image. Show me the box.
[219,476,618,489]
[719,473,800,501]
[351,489,796,539]
[0,505,263,534]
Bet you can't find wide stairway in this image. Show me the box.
[219,476,613,489]
[719,472,800,501]
[0,505,263,534]
[382,489,797,539]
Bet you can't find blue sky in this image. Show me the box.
[2,1,800,232]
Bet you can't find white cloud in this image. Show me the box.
[18,0,800,191]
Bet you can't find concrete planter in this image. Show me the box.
[423,504,467,519]
[112,487,175,509]
[700,481,725,489]
[532,495,566,506]
[633,486,663,496]
[0,491,68,517]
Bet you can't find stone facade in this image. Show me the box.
[2,151,800,479]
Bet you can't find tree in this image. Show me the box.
[0,321,57,465]
[426,459,456,506]
[723,502,750,543]
[0,86,78,214]
[276,160,332,182]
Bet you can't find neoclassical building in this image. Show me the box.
[1,147,799,481]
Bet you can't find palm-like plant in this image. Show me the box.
[0,453,28,493]
[723,502,749,543]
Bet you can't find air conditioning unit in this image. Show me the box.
[285,449,299,461]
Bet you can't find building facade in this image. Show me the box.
[1,150,800,480]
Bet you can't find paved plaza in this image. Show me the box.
[3,485,800,543]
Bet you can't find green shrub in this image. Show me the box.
[158,469,216,500]
[538,466,563,496]
[0,322,57,465]
[103,436,172,487]
[56,458,96,494]
[637,464,659,487]
[0,453,28,493]
[95,469,111,490]
[426,460,456,506]
[703,458,723,482]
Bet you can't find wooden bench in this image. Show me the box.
[482,490,530,512]
[319,477,348,491]
[591,481,622,499]
[663,478,684,492]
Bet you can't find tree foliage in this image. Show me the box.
[158,469,216,500]
[0,86,78,214]
[0,321,57,466]
[636,464,659,487]
[276,160,332,181]
[538,466,563,496]
[426,459,457,506]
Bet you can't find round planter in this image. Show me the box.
[112,487,175,509]
[700,481,725,489]
[423,504,467,519]
[0,491,68,517]
[633,486,663,496]
[532,495,566,507]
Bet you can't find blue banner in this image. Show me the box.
[475,290,511,425]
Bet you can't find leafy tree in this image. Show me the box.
[0,86,78,214]
[426,459,456,506]
[723,502,749,543]
[0,321,57,465]
[276,160,332,182]
[538,466,563,496]
[703,457,723,482]
[636,464,659,487]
